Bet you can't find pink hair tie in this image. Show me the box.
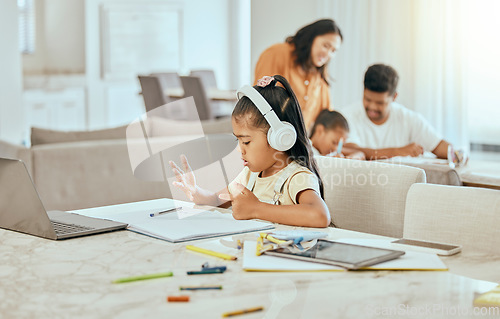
[256,76,275,87]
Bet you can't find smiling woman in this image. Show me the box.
[254,19,343,131]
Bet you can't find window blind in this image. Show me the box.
[18,0,35,54]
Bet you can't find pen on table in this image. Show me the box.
[187,269,225,275]
[201,264,227,272]
[222,306,264,317]
[112,271,173,284]
[179,286,223,291]
[150,207,182,217]
[186,245,237,261]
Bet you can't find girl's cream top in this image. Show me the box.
[229,162,320,205]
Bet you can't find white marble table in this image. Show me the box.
[1,202,499,318]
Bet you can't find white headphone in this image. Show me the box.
[236,85,297,151]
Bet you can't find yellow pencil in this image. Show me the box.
[222,306,264,317]
[186,245,237,260]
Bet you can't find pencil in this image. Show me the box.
[179,286,223,290]
[186,245,237,260]
[222,306,264,317]
[112,271,173,283]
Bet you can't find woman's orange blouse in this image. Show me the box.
[254,42,332,131]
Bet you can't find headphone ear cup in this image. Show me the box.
[267,122,297,151]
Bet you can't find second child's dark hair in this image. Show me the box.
[232,75,324,199]
[309,110,349,137]
[364,64,399,96]
[286,19,343,85]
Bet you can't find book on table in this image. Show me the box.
[71,199,274,243]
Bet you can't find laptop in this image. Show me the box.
[0,157,127,240]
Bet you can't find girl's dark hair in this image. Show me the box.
[286,19,343,85]
[232,75,324,199]
[309,110,349,138]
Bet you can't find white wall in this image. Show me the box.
[84,0,236,128]
[23,0,85,75]
[0,1,24,143]
[182,0,231,88]
[250,0,319,83]
[20,0,237,130]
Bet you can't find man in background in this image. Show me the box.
[343,64,451,160]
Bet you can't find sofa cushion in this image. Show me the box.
[30,118,155,146]
[149,117,233,137]
[31,139,172,210]
[31,125,127,146]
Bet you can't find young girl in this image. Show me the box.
[169,75,330,228]
[309,109,365,159]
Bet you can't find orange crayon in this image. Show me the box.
[167,295,190,302]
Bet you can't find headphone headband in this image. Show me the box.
[236,85,283,129]
[236,85,297,151]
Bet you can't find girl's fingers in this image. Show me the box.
[169,160,182,172]
[171,167,184,183]
[169,161,184,178]
[173,182,194,201]
[180,155,193,173]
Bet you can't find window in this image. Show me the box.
[18,0,35,54]
[466,0,500,149]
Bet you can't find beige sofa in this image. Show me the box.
[0,117,233,210]
[1,117,427,238]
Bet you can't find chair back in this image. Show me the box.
[190,69,217,89]
[180,76,213,120]
[316,156,426,237]
[404,183,500,254]
[138,75,169,112]
[151,72,182,90]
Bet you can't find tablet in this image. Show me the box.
[264,239,405,270]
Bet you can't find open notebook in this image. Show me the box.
[72,200,274,243]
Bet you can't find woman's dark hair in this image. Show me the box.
[286,19,343,85]
[232,75,324,199]
[309,110,349,138]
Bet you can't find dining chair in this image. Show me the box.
[179,76,214,121]
[404,183,500,254]
[137,75,170,112]
[316,156,426,238]
[150,72,182,91]
[190,69,233,118]
[189,69,218,89]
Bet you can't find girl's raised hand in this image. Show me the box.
[169,155,198,202]
[219,183,260,220]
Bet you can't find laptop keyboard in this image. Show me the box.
[51,221,96,235]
